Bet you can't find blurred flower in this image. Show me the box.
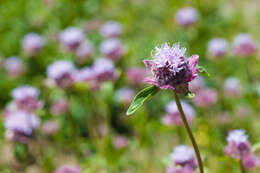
[100,38,125,60]
[174,7,199,27]
[59,27,85,52]
[99,21,122,38]
[5,111,40,143]
[233,34,257,57]
[54,165,81,173]
[223,77,242,97]
[76,67,99,90]
[75,40,94,64]
[224,129,260,170]
[126,67,147,85]
[236,105,249,118]
[42,120,60,136]
[113,135,129,149]
[50,98,69,115]
[115,87,135,105]
[224,129,250,159]
[162,101,195,126]
[4,56,26,78]
[22,33,45,56]
[92,58,117,83]
[192,88,217,108]
[144,43,199,93]
[207,38,228,58]
[189,76,205,93]
[166,145,197,173]
[2,101,19,118]
[11,85,42,112]
[47,60,77,89]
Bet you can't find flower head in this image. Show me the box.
[233,34,257,57]
[174,7,199,27]
[207,38,228,58]
[100,38,125,60]
[75,40,94,64]
[92,58,117,82]
[99,21,122,38]
[47,60,77,89]
[192,88,217,108]
[144,43,199,93]
[54,165,81,173]
[22,33,45,56]
[4,56,25,78]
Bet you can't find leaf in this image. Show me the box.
[126,85,159,116]
[185,91,195,99]
[197,65,210,77]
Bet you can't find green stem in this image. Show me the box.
[240,158,246,173]
[173,92,204,173]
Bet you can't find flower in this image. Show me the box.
[223,77,242,97]
[42,120,60,136]
[100,38,125,60]
[192,88,217,108]
[174,7,199,27]
[207,38,228,58]
[50,98,69,115]
[233,34,257,57]
[11,85,42,111]
[242,153,260,170]
[162,101,195,126]
[54,165,81,173]
[4,56,25,78]
[166,145,197,173]
[224,129,251,159]
[189,76,205,92]
[5,111,40,143]
[59,27,85,51]
[143,43,199,93]
[113,135,129,149]
[75,40,94,64]
[99,21,122,38]
[126,67,147,85]
[47,60,77,89]
[115,87,135,105]
[92,58,117,82]
[22,33,45,56]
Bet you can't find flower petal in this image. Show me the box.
[188,55,199,81]
[143,60,153,70]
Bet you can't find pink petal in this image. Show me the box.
[188,55,199,81]
[143,60,153,70]
[143,77,159,86]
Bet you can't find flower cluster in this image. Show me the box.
[207,38,229,58]
[4,56,26,78]
[166,145,197,173]
[3,85,41,143]
[21,33,45,56]
[144,43,199,93]
[224,129,260,170]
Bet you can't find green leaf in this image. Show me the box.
[197,65,210,77]
[185,91,195,99]
[126,85,160,116]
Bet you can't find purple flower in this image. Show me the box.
[50,98,69,115]
[143,43,199,93]
[100,38,125,60]
[42,120,60,136]
[5,111,40,143]
[224,129,251,159]
[166,145,197,173]
[233,34,257,57]
[115,87,135,105]
[59,27,85,51]
[75,40,94,64]
[192,88,217,108]
[207,38,228,58]
[47,60,77,89]
[54,165,81,173]
[174,7,199,27]
[162,101,195,126]
[223,77,242,97]
[242,153,260,170]
[4,56,25,78]
[113,135,129,149]
[126,67,147,85]
[11,85,42,112]
[22,33,45,56]
[92,58,117,82]
[99,21,122,38]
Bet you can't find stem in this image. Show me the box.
[240,158,246,173]
[173,92,204,173]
